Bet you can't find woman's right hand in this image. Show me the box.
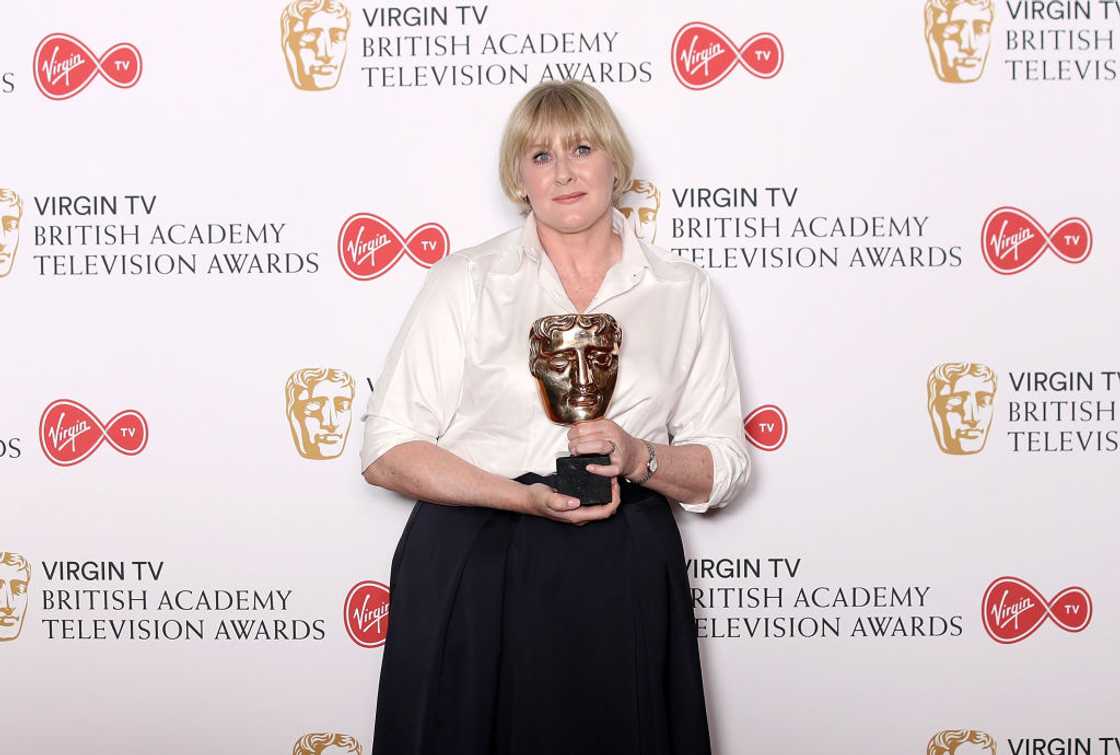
[523,477,621,526]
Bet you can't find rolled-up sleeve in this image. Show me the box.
[359,254,473,475]
[666,275,752,513]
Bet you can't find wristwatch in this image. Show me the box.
[628,440,658,485]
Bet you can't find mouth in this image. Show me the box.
[315,433,342,443]
[568,393,599,407]
[957,429,982,439]
[0,616,17,626]
[552,192,586,204]
[310,65,337,75]
[954,57,981,67]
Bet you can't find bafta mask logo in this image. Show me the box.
[928,730,997,755]
[0,189,22,278]
[619,179,660,243]
[927,362,997,455]
[529,314,622,425]
[281,0,351,91]
[292,732,363,755]
[285,368,355,460]
[924,0,994,83]
[0,552,30,642]
[345,580,390,648]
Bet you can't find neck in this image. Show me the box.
[536,208,621,275]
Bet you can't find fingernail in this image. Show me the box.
[569,500,580,508]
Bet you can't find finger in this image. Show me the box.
[585,463,621,477]
[546,493,581,512]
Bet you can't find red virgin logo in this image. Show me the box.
[337,214,448,281]
[980,207,1092,275]
[743,404,787,451]
[671,22,783,89]
[33,33,142,100]
[38,399,148,466]
[344,580,390,648]
[982,576,1092,644]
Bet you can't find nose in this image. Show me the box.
[960,23,977,53]
[574,351,593,388]
[315,33,331,61]
[962,396,978,425]
[553,152,573,185]
[322,402,338,431]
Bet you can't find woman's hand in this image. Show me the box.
[524,477,621,526]
[567,418,642,479]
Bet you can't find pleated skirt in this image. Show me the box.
[371,472,712,755]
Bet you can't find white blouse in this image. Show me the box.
[359,208,751,513]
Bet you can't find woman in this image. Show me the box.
[360,80,751,755]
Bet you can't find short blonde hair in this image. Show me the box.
[498,80,634,213]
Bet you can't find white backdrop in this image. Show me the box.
[3,1,1118,753]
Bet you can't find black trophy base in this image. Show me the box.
[556,453,611,505]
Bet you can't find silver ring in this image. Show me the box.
[606,440,616,455]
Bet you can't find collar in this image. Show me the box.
[517,207,655,314]
[518,206,654,277]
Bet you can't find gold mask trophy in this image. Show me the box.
[529,313,622,505]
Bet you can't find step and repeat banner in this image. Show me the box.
[3,0,1117,753]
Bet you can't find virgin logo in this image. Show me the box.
[344,580,390,648]
[33,34,142,100]
[337,213,449,281]
[743,404,788,451]
[38,399,148,467]
[671,22,784,90]
[980,207,1092,275]
[981,576,1092,644]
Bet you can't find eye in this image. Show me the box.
[12,581,26,596]
[942,22,963,37]
[304,399,325,414]
[299,30,320,45]
[331,29,347,43]
[574,144,592,157]
[944,396,963,409]
[336,398,352,411]
[976,21,990,33]
[532,151,551,165]
[639,209,655,222]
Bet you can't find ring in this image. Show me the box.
[606,440,616,455]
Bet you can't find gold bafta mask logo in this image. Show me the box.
[925,0,995,83]
[928,729,997,755]
[928,362,997,455]
[292,732,363,755]
[281,0,351,91]
[0,189,22,278]
[286,368,355,460]
[619,179,660,242]
[529,314,622,425]
[0,552,30,642]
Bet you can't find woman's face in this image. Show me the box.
[518,133,616,234]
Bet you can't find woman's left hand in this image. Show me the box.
[567,418,641,479]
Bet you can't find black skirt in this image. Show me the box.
[371,472,712,755]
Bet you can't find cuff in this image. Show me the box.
[670,436,752,513]
[359,413,437,475]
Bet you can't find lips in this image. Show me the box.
[553,192,586,203]
[568,392,599,407]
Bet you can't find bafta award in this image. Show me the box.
[529,313,622,505]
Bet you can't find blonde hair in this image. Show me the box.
[498,80,634,214]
